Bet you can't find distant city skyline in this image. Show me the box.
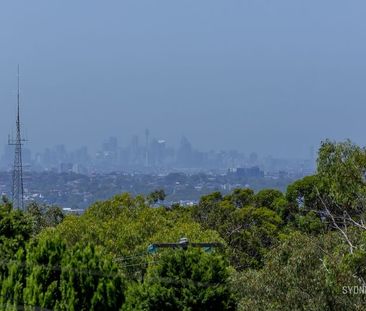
[1,1,365,158]
[0,132,316,177]
[1,132,317,161]
[1,132,318,159]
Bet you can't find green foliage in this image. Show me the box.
[1,232,125,311]
[4,139,366,310]
[0,248,26,310]
[192,192,223,228]
[233,232,364,311]
[23,234,66,309]
[224,206,282,269]
[26,202,64,234]
[0,203,32,256]
[223,188,254,208]
[193,190,283,269]
[295,211,324,234]
[254,189,284,210]
[317,139,366,212]
[286,175,322,210]
[271,197,294,224]
[0,200,32,310]
[285,139,366,232]
[123,249,236,311]
[55,193,222,280]
[58,243,125,311]
[147,189,166,205]
[341,230,366,284]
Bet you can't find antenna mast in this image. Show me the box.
[8,65,27,210]
[145,128,150,168]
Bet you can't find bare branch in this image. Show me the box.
[344,210,366,231]
[315,187,355,254]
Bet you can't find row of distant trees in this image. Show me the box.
[1,139,366,310]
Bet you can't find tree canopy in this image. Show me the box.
[2,139,366,309]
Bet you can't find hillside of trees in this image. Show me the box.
[1,139,366,310]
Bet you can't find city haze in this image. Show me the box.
[1,0,366,158]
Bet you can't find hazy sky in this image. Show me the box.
[1,0,366,158]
